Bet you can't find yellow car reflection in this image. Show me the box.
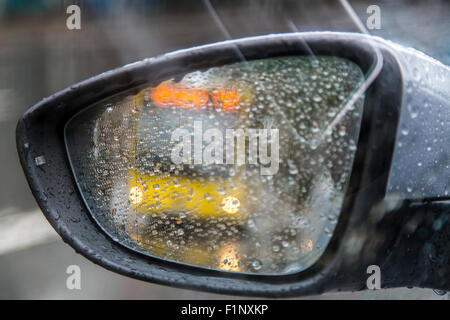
[128,169,247,220]
[129,232,242,272]
[126,80,254,224]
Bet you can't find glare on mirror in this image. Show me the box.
[65,56,365,274]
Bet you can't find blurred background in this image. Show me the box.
[0,0,449,299]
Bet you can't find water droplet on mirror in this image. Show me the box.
[287,160,299,175]
[313,95,322,103]
[247,218,256,229]
[251,260,262,271]
[412,67,420,80]
[407,104,419,119]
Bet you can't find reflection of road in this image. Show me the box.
[1,0,449,299]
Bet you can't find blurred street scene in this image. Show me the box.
[0,0,449,299]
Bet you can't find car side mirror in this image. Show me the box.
[16,32,450,296]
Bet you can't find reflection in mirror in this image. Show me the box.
[65,56,365,274]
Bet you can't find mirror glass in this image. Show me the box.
[65,55,365,274]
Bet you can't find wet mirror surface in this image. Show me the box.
[65,55,364,274]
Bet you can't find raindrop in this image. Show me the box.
[34,156,46,166]
[412,67,420,80]
[407,103,419,119]
[313,95,322,103]
[287,160,299,175]
[251,260,262,271]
